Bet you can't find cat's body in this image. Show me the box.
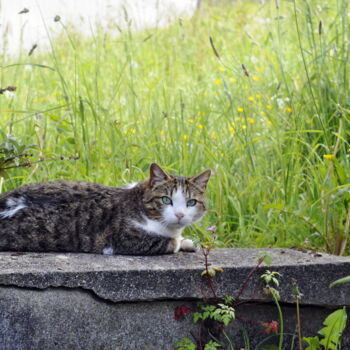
[0,164,211,255]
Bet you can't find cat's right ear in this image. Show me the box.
[149,163,170,186]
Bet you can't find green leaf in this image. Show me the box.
[3,63,56,71]
[264,255,272,266]
[223,295,234,305]
[303,336,321,350]
[204,340,221,350]
[193,312,202,323]
[262,345,279,350]
[318,308,347,350]
[329,275,350,288]
[173,337,196,350]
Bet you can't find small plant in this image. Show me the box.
[0,132,36,176]
[174,228,281,349]
[303,308,347,350]
[193,302,235,327]
[261,269,283,349]
[174,338,220,350]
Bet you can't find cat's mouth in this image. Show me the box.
[167,219,190,229]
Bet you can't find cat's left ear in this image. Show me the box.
[150,163,171,185]
[189,169,211,190]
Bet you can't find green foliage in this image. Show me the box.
[193,303,235,326]
[201,266,223,278]
[261,270,281,288]
[303,308,347,350]
[204,341,221,350]
[303,337,321,350]
[0,132,36,176]
[329,276,350,288]
[223,295,234,305]
[173,337,221,350]
[262,346,279,350]
[258,252,273,267]
[174,337,196,350]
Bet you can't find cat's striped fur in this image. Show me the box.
[0,163,211,255]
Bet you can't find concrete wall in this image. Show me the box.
[0,248,349,349]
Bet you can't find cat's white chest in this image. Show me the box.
[132,216,182,238]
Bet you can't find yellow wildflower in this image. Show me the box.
[255,93,261,99]
[229,127,235,133]
[266,105,273,110]
[285,107,292,113]
[197,124,204,129]
[218,66,225,72]
[323,154,335,160]
[265,121,272,125]
[248,118,254,124]
[237,107,244,113]
[213,80,222,85]
[241,125,247,130]
[123,128,136,135]
[248,96,255,102]
[229,78,236,83]
[220,152,225,157]
[235,117,241,122]
[231,122,236,126]
[183,135,189,141]
[187,119,194,123]
[252,76,260,81]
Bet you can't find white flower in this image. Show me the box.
[120,96,126,106]
[277,98,284,109]
[254,17,271,25]
[3,90,15,99]
[250,56,258,64]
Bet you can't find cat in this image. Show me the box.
[0,163,211,255]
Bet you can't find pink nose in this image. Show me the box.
[175,212,184,220]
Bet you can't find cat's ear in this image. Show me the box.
[150,163,171,185]
[189,169,211,190]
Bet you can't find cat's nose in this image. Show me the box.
[175,212,184,220]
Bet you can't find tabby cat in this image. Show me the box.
[0,163,211,255]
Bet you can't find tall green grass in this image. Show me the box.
[0,0,349,254]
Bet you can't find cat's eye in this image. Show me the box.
[187,199,197,207]
[161,196,173,205]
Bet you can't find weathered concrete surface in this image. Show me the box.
[0,248,350,349]
[1,287,349,350]
[0,248,349,305]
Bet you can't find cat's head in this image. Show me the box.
[143,163,211,229]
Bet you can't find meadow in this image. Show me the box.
[1,0,349,255]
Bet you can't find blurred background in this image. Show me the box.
[1,0,200,55]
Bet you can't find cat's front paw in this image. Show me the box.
[180,238,197,252]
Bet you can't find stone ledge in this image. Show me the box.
[0,248,349,306]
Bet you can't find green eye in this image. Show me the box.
[162,196,172,205]
[187,199,197,207]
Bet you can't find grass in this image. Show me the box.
[0,0,349,254]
